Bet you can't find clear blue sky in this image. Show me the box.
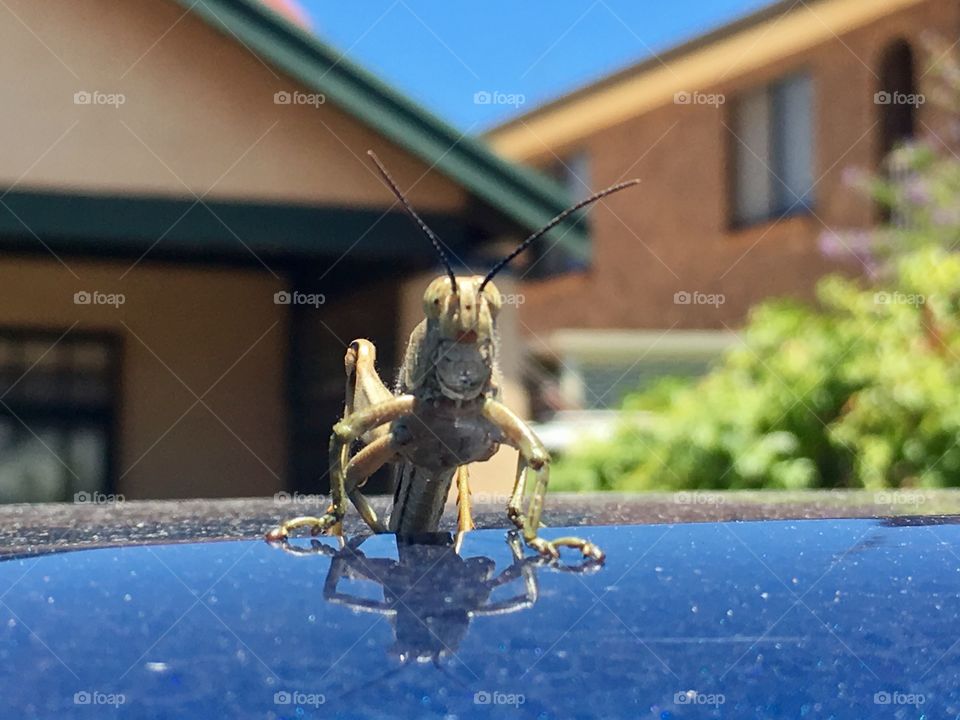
[298,0,777,131]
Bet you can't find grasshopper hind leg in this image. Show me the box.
[266,340,402,542]
[266,433,398,541]
[344,339,395,423]
[453,465,473,554]
[455,465,474,533]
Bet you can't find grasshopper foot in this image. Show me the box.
[265,526,287,544]
[576,541,605,563]
[526,535,605,564]
[264,514,342,545]
[526,537,561,561]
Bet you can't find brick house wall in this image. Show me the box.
[493,0,960,337]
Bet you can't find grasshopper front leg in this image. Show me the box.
[482,399,604,563]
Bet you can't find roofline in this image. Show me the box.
[486,0,927,159]
[487,0,819,138]
[177,0,591,260]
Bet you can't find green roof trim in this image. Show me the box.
[0,190,468,263]
[176,0,590,262]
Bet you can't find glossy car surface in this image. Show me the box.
[4,513,958,718]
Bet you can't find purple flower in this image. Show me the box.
[841,166,869,189]
[932,206,960,227]
[902,176,931,206]
[818,229,879,278]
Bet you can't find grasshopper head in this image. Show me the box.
[422,275,501,400]
[423,275,501,342]
[365,148,637,400]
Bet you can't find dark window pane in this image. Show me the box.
[532,151,592,277]
[732,71,815,225]
[0,421,70,503]
[733,87,774,224]
[0,329,118,502]
[773,74,815,212]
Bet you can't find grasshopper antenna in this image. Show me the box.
[367,150,458,292]
[479,178,640,291]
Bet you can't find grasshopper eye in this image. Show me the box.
[424,295,442,319]
[423,277,451,319]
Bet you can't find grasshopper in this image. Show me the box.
[266,151,638,562]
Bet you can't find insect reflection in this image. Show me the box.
[267,531,601,665]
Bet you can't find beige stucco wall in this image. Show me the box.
[0,0,533,503]
[0,256,288,499]
[0,0,466,212]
